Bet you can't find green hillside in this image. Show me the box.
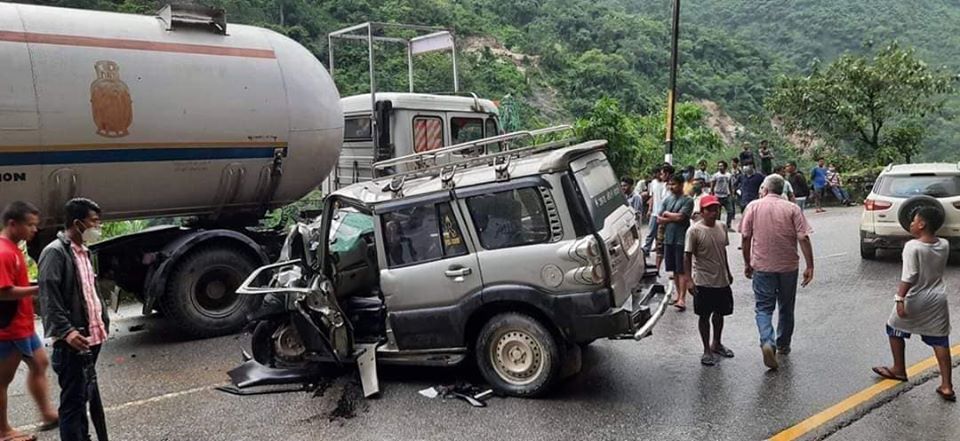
[628,0,960,162]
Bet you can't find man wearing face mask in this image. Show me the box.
[38,198,109,441]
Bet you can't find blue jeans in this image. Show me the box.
[642,215,658,253]
[829,186,850,204]
[52,343,104,441]
[753,270,799,349]
[795,197,807,210]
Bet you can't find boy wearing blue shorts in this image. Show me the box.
[0,202,58,441]
[873,207,954,401]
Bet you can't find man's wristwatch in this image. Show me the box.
[894,295,905,303]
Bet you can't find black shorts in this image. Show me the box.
[663,244,685,274]
[694,285,734,316]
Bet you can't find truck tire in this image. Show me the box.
[475,312,561,397]
[161,246,261,338]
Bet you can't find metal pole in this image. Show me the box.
[451,39,459,93]
[368,24,379,161]
[407,41,414,93]
[664,0,680,165]
[328,35,335,78]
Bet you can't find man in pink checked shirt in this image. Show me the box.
[739,175,815,371]
[38,198,109,441]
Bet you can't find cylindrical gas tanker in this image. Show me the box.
[0,3,343,336]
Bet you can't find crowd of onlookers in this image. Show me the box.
[617,142,954,402]
[619,141,856,234]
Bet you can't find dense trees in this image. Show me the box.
[768,45,954,165]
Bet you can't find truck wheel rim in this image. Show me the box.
[192,266,243,318]
[491,330,544,386]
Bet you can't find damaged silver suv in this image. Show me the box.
[235,127,667,397]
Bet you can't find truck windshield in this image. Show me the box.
[876,175,960,198]
[574,156,623,229]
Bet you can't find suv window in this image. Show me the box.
[573,156,623,228]
[876,175,960,198]
[382,202,467,268]
[467,187,551,250]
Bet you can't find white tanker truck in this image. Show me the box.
[0,3,501,337]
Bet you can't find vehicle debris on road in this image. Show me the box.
[419,383,495,408]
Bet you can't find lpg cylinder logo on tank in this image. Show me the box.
[90,60,133,138]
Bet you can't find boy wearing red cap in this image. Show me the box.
[684,195,735,366]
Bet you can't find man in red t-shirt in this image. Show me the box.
[0,202,58,440]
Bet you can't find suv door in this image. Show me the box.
[376,198,482,349]
[570,152,646,308]
[457,183,568,292]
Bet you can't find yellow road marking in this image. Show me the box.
[770,344,960,441]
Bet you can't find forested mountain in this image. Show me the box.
[627,0,960,161]
[628,0,960,72]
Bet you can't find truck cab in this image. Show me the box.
[323,22,506,193]
[329,93,501,190]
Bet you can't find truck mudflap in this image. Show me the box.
[629,283,671,340]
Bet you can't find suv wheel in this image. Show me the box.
[475,313,561,397]
[860,242,877,260]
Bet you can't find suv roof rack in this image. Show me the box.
[373,125,575,188]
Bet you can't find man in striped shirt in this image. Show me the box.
[38,198,109,441]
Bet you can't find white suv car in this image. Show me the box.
[860,163,960,259]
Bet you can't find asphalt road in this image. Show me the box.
[7,206,960,441]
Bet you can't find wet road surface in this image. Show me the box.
[8,206,960,440]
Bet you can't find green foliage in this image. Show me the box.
[574,98,726,178]
[630,0,960,162]
[767,44,954,165]
[101,220,149,239]
[574,98,647,178]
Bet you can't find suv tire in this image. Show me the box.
[476,312,561,397]
[860,242,877,260]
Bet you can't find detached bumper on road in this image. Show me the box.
[631,283,669,340]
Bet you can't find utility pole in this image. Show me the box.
[664,0,681,165]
